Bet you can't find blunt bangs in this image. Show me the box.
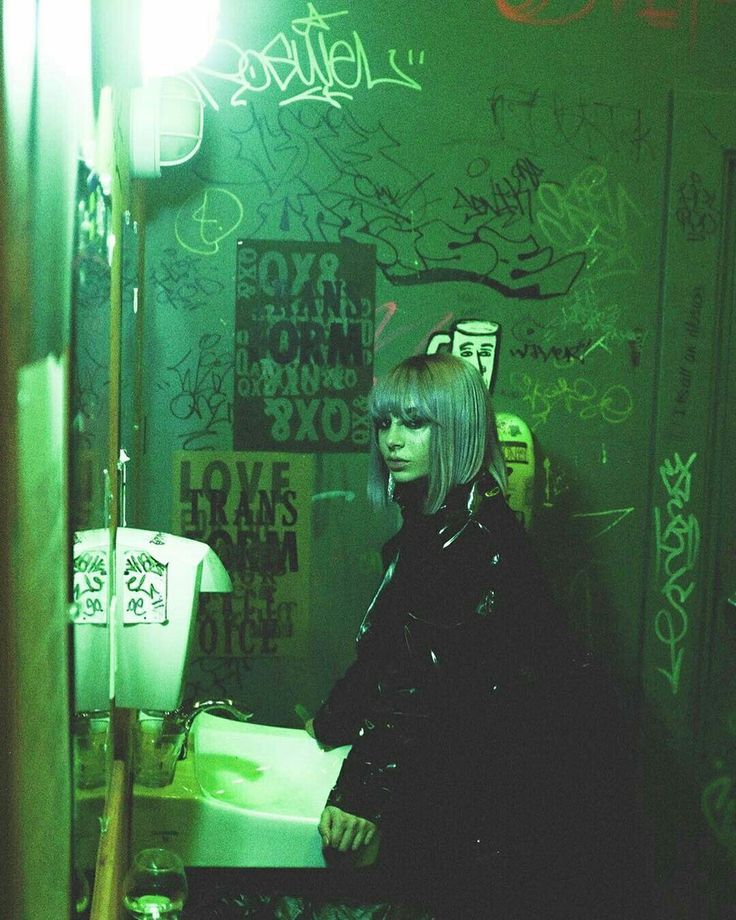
[368,363,440,428]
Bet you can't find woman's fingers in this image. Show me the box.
[351,824,366,851]
[335,811,356,852]
[318,806,377,853]
[318,806,336,847]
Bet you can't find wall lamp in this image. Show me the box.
[92,0,220,178]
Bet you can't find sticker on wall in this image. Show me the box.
[173,451,314,658]
[426,318,499,390]
[496,412,535,530]
[234,239,375,452]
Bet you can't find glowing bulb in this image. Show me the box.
[140,0,219,82]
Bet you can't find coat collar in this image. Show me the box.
[435,473,499,549]
[392,472,503,552]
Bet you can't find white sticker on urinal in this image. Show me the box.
[122,550,168,624]
[72,549,108,624]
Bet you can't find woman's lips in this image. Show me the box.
[386,458,409,470]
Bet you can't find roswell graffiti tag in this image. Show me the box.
[191,2,423,110]
[653,452,700,694]
[72,550,108,624]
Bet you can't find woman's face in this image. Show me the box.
[377,414,431,483]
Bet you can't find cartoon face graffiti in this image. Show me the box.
[426,319,499,389]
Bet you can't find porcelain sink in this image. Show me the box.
[131,713,350,867]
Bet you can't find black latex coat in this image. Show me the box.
[312,473,599,876]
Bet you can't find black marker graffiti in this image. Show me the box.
[379,219,585,299]
[676,172,719,241]
[454,157,545,228]
[673,287,704,419]
[166,333,234,450]
[487,85,655,163]
[73,550,108,623]
[194,104,582,301]
[123,551,168,623]
[72,346,109,447]
[184,656,252,702]
[509,338,592,363]
[152,248,226,311]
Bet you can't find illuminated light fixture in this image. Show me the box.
[129,0,219,177]
[139,0,220,83]
[129,77,204,178]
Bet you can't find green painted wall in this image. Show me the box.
[2,0,96,915]
[127,2,736,914]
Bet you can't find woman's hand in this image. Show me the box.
[318,805,379,863]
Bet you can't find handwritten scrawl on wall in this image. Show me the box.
[486,86,655,164]
[234,239,375,451]
[654,451,700,694]
[174,452,313,658]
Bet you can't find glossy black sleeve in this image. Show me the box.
[311,649,378,749]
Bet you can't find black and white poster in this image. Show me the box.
[234,239,375,452]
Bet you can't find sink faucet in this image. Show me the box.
[173,698,253,759]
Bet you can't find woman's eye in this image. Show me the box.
[405,418,426,430]
[376,418,391,430]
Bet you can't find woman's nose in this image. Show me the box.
[385,420,404,447]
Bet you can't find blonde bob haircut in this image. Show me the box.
[367,353,508,514]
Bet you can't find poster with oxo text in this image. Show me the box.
[234,239,375,452]
[174,451,313,658]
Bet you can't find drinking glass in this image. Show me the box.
[73,711,109,789]
[122,848,187,919]
[132,718,186,787]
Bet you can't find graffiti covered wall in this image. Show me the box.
[127,1,736,910]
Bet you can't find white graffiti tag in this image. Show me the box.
[192,3,423,110]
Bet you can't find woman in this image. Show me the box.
[306,354,630,915]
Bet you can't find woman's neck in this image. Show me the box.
[393,476,429,516]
